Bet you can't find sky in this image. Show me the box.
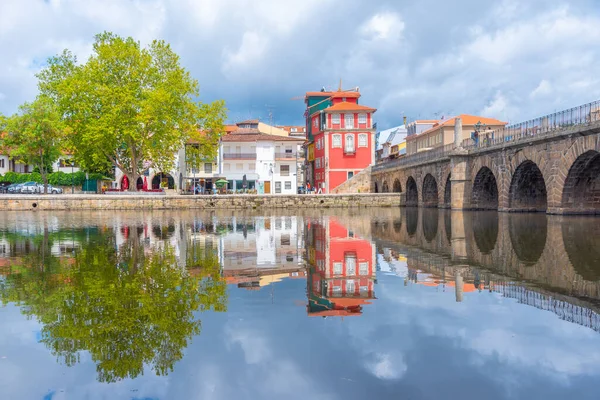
[1,0,600,128]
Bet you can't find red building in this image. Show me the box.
[306,217,376,317]
[304,88,377,193]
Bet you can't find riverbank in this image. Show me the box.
[0,193,401,211]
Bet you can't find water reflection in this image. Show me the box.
[0,210,599,399]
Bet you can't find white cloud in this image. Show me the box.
[361,12,405,41]
[366,352,407,380]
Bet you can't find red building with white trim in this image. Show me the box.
[304,88,377,193]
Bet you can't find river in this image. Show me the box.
[0,209,599,399]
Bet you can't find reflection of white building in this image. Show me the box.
[221,216,304,272]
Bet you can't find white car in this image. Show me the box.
[20,181,40,194]
[37,184,64,194]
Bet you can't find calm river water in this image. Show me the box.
[0,209,599,400]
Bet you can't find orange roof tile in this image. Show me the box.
[237,119,259,125]
[415,114,507,137]
[305,91,361,99]
[324,102,376,113]
[221,132,305,143]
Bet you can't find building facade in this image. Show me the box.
[305,89,377,193]
[406,115,507,155]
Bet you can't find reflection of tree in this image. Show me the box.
[0,228,228,383]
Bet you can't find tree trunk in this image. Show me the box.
[127,171,139,192]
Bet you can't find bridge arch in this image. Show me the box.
[471,166,499,210]
[508,214,547,264]
[560,150,600,213]
[472,212,499,254]
[406,177,418,206]
[422,208,438,242]
[562,217,600,280]
[443,174,451,208]
[393,178,402,193]
[422,174,439,207]
[382,181,390,193]
[406,208,418,237]
[508,160,548,212]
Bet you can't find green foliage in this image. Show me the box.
[38,31,227,190]
[0,96,64,186]
[0,226,228,383]
[0,171,105,185]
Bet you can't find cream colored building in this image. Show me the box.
[406,115,507,155]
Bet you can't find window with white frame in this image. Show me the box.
[236,163,243,171]
[275,181,282,193]
[332,134,342,148]
[285,181,292,190]
[204,163,213,173]
[280,165,290,176]
[313,117,318,128]
[224,164,230,172]
[358,133,368,148]
[333,262,343,275]
[345,114,354,129]
[332,113,340,124]
[359,262,369,275]
[345,134,355,153]
[223,146,230,153]
[346,280,355,294]
[345,254,357,275]
[358,113,367,124]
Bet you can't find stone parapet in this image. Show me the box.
[0,193,401,211]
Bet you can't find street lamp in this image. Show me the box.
[71,160,74,194]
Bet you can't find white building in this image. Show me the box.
[219,124,304,194]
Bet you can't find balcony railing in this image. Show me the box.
[275,152,297,159]
[223,153,257,160]
[462,99,600,150]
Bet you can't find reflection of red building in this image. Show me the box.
[307,218,376,316]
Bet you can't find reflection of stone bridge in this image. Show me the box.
[372,101,600,214]
[370,209,600,332]
[370,209,600,301]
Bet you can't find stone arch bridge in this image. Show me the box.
[372,101,600,214]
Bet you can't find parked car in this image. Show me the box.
[7,183,25,194]
[0,182,11,193]
[21,181,41,194]
[37,184,63,194]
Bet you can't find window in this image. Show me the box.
[280,165,290,176]
[359,262,369,275]
[275,181,282,193]
[358,113,367,124]
[0,159,4,169]
[345,134,355,153]
[204,163,212,173]
[332,113,340,124]
[236,163,243,171]
[333,262,343,275]
[346,280,355,294]
[345,254,357,275]
[285,146,292,154]
[235,146,241,154]
[223,146,230,153]
[345,114,354,129]
[285,181,292,190]
[316,158,321,169]
[313,117,318,128]
[224,164,230,172]
[358,134,368,147]
[333,286,342,294]
[247,163,254,171]
[348,171,354,179]
[281,234,290,246]
[332,134,342,148]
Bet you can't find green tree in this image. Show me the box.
[0,96,64,192]
[0,226,228,383]
[38,32,227,191]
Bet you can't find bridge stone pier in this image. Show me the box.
[372,101,600,215]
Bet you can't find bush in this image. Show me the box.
[1,171,108,185]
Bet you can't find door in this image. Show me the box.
[264,181,271,194]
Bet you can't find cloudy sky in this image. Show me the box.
[1,0,600,128]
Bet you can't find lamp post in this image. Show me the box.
[71,161,74,194]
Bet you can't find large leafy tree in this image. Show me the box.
[38,32,226,191]
[0,96,64,192]
[0,225,228,383]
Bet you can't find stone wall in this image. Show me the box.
[330,166,372,194]
[0,193,401,211]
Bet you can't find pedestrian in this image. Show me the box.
[307,182,311,193]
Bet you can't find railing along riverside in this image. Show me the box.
[463,99,600,149]
[372,144,454,172]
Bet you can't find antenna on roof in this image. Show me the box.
[338,78,342,92]
[265,104,276,126]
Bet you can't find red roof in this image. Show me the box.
[324,102,376,113]
[409,114,508,139]
[305,90,361,99]
[237,119,259,125]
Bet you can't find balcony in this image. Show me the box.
[344,147,356,155]
[223,153,257,160]
[275,152,297,159]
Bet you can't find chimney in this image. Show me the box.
[403,116,407,126]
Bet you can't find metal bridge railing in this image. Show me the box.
[372,143,454,172]
[463,99,600,150]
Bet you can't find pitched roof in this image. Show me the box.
[324,102,376,112]
[305,90,361,99]
[237,119,259,125]
[414,114,508,138]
